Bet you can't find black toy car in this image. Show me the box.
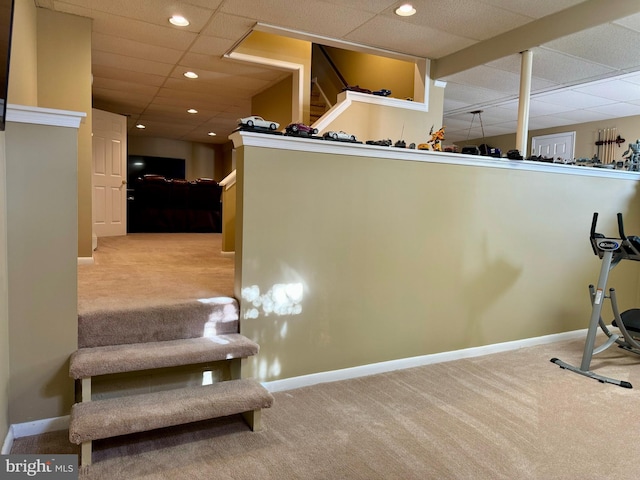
[366,139,392,146]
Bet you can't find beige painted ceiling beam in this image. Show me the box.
[431,0,640,79]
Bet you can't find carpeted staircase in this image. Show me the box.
[68,296,273,469]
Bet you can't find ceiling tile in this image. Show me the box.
[544,23,640,70]
[534,90,616,109]
[573,79,640,102]
[345,16,475,58]
[477,0,586,19]
[92,51,174,77]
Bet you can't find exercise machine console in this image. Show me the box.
[551,212,640,388]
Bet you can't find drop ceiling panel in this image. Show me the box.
[92,51,174,77]
[200,13,261,40]
[544,23,640,70]
[533,90,616,109]
[345,16,475,58]
[488,48,616,85]
[220,0,377,38]
[92,33,184,65]
[613,12,640,33]
[528,99,576,116]
[379,0,532,42]
[87,11,198,50]
[83,0,216,31]
[92,78,160,97]
[586,102,640,117]
[573,79,640,102]
[441,83,509,107]
[478,0,586,19]
[91,65,166,87]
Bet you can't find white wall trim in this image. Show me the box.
[77,257,94,265]
[1,427,14,454]
[7,104,86,129]
[2,416,70,453]
[263,329,586,393]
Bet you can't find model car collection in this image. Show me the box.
[237,115,460,153]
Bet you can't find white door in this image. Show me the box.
[531,132,575,162]
[92,109,127,237]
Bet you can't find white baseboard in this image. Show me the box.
[1,427,14,454]
[262,329,586,393]
[77,257,94,265]
[2,415,70,453]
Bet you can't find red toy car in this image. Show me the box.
[285,123,318,136]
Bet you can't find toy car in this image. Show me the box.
[285,123,318,136]
[342,85,372,94]
[238,115,279,130]
[323,130,357,142]
[372,89,391,97]
[366,139,392,146]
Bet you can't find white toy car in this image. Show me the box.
[238,115,280,130]
[323,130,357,142]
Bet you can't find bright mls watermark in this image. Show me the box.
[1,455,78,479]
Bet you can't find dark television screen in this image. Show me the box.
[0,0,15,131]
[127,155,186,186]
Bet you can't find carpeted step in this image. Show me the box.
[78,297,239,348]
[69,378,274,444]
[69,334,259,379]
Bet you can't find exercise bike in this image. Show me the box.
[551,212,640,388]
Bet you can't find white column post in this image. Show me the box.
[516,50,533,157]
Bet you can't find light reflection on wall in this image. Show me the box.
[241,283,304,319]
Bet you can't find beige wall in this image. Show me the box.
[5,121,78,423]
[238,31,312,124]
[7,0,37,106]
[323,46,415,100]
[0,131,8,442]
[252,76,293,131]
[235,138,640,382]
[128,136,217,181]
[36,9,92,258]
[319,84,445,145]
[459,114,640,161]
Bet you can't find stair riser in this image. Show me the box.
[78,299,239,348]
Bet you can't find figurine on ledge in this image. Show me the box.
[622,139,640,171]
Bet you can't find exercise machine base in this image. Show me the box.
[550,357,632,388]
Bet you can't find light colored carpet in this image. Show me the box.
[11,335,640,479]
[78,233,235,314]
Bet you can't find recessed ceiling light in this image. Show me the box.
[208,132,216,136]
[395,4,416,16]
[169,15,189,27]
[135,124,146,129]
[187,108,198,114]
[184,71,198,79]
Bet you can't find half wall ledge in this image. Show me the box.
[229,130,640,181]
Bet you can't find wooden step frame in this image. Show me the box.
[70,335,272,468]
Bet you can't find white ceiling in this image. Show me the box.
[34,0,640,145]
